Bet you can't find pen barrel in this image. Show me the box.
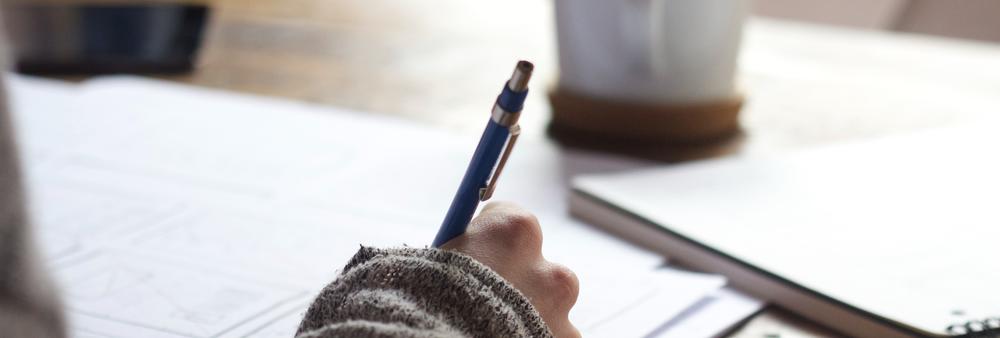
[434,60,532,247]
[433,120,511,247]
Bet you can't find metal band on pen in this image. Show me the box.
[491,105,521,126]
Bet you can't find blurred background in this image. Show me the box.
[756,0,1000,42]
[3,0,997,137]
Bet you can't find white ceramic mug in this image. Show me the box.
[554,0,747,105]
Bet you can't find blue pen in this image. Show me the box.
[432,61,533,247]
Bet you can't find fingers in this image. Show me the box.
[439,202,580,338]
[441,202,543,275]
[534,263,581,338]
[475,203,579,337]
[551,320,582,338]
[529,262,580,333]
[469,202,543,256]
[540,262,580,313]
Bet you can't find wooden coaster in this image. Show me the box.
[549,90,743,145]
[548,88,744,146]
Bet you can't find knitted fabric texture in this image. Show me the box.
[296,246,553,338]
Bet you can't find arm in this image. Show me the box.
[297,202,580,338]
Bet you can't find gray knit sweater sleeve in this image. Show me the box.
[295,247,553,338]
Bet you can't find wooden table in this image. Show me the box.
[161,0,1000,336]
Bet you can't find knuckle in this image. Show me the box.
[546,264,580,306]
[503,211,540,233]
[489,211,542,251]
[565,326,582,338]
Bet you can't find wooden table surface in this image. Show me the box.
[162,0,1000,337]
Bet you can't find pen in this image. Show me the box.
[432,61,534,247]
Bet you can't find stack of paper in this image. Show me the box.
[7,75,762,338]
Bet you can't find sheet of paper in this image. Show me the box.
[54,252,304,338]
[7,74,745,337]
[577,268,725,338]
[648,287,764,338]
[59,76,670,278]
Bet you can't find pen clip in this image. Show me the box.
[479,124,520,201]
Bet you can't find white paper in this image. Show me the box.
[7,75,746,337]
[576,268,725,338]
[648,287,764,338]
[55,252,302,338]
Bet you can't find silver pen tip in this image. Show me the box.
[507,61,533,92]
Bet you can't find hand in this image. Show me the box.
[441,202,581,338]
